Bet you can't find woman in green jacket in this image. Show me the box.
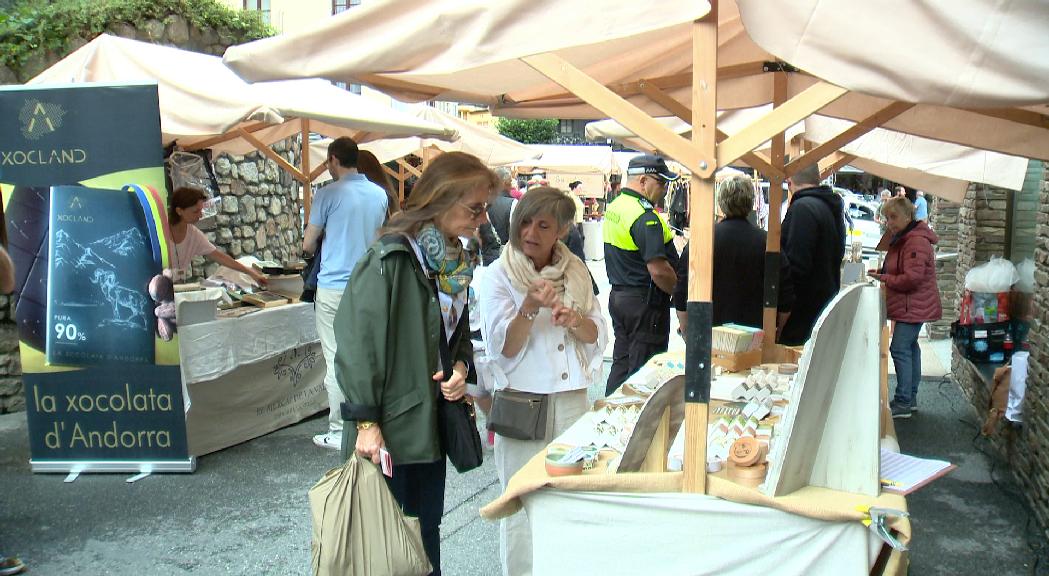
[335,152,498,575]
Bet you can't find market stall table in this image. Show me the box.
[179,302,325,456]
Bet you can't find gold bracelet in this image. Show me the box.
[519,307,539,321]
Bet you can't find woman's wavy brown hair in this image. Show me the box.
[381,152,498,237]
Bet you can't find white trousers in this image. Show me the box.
[315,287,346,434]
[494,388,588,576]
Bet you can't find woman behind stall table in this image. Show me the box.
[868,196,941,419]
[336,152,499,576]
[356,149,401,218]
[478,187,607,576]
[168,186,267,286]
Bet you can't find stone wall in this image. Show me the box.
[929,197,960,339]
[186,141,305,279]
[954,169,1049,538]
[1014,167,1049,535]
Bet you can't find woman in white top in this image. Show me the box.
[168,186,266,286]
[479,186,607,576]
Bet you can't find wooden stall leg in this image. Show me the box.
[640,407,671,473]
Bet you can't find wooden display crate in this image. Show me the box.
[711,348,763,373]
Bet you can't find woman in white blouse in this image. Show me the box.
[479,187,607,576]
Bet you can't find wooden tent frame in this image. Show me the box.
[501,0,1049,492]
[180,122,454,223]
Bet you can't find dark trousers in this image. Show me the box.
[384,458,447,576]
[606,288,671,396]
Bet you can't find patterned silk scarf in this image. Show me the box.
[415,222,479,295]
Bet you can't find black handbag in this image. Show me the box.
[433,281,483,474]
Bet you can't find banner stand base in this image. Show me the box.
[32,458,197,477]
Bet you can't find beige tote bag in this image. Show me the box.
[309,454,431,576]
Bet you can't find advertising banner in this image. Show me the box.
[0,83,193,474]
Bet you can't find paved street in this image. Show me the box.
[0,262,1045,574]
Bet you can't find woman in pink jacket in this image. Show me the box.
[869,196,942,419]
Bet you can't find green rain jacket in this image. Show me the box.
[335,234,473,465]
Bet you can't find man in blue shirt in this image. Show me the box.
[914,190,929,222]
[302,137,388,449]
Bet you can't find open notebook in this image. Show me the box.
[880,448,956,495]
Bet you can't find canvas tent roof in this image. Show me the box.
[736,0,1049,108]
[224,0,1049,164]
[29,34,455,156]
[512,145,616,175]
[355,106,539,166]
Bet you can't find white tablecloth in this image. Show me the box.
[177,302,326,456]
[178,302,318,385]
[524,490,882,576]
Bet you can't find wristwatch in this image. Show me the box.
[356,421,376,431]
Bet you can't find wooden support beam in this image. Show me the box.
[521,52,712,178]
[762,72,788,361]
[300,119,312,225]
[357,73,443,101]
[965,107,1049,130]
[682,5,718,495]
[818,151,857,181]
[398,162,406,205]
[717,81,848,168]
[639,82,783,178]
[523,61,769,105]
[309,163,328,183]
[236,127,307,185]
[382,165,401,180]
[180,122,272,152]
[397,158,422,179]
[784,102,914,178]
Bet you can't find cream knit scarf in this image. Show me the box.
[503,240,595,380]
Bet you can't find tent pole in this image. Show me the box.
[302,119,313,226]
[682,1,718,495]
[761,72,788,361]
[399,162,406,205]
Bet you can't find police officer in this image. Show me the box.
[603,155,680,395]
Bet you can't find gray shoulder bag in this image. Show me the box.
[487,388,549,441]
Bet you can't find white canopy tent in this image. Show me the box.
[511,145,616,197]
[31,35,455,154]
[225,0,1049,165]
[221,0,1049,526]
[355,105,539,167]
[29,34,456,219]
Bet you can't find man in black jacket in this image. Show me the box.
[777,164,846,346]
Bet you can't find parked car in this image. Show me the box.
[843,197,882,255]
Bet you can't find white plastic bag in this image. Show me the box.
[1015,258,1036,294]
[964,256,1019,293]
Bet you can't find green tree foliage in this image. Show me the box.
[0,0,274,73]
[495,117,558,144]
